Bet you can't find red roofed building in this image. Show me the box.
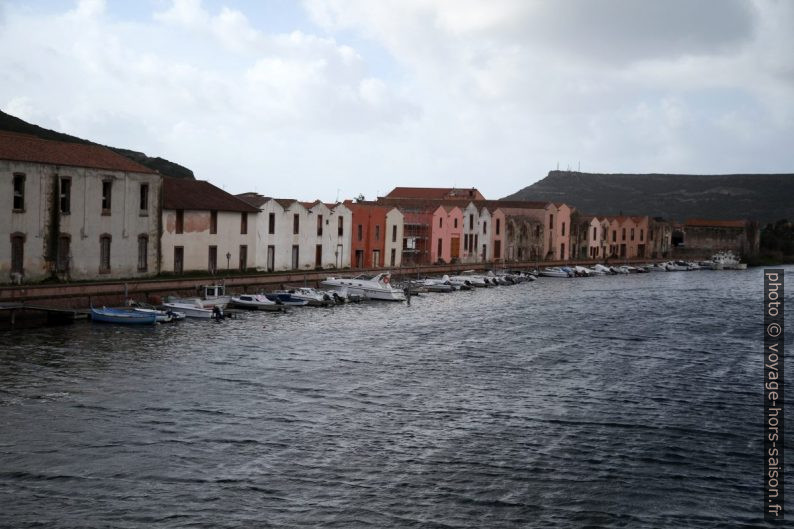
[1,131,162,282]
[385,187,485,201]
[161,178,259,274]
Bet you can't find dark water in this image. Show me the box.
[0,267,791,528]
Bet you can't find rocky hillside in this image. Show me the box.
[504,170,794,222]
[0,110,194,179]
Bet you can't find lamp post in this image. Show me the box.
[226,252,231,272]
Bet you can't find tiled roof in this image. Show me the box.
[386,187,485,200]
[236,192,271,208]
[164,178,259,212]
[0,131,157,174]
[685,218,747,228]
[274,198,298,209]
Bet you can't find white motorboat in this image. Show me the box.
[421,276,456,292]
[573,266,591,277]
[446,276,473,290]
[665,260,691,271]
[133,307,185,322]
[711,251,747,270]
[449,274,489,287]
[592,264,612,275]
[321,272,406,301]
[162,299,222,319]
[539,267,572,278]
[230,294,285,311]
[644,263,667,272]
[200,285,232,309]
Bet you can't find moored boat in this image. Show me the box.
[321,272,406,301]
[540,267,572,278]
[91,307,157,325]
[230,294,285,311]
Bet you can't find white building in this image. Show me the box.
[236,193,352,271]
[161,178,259,274]
[0,131,161,282]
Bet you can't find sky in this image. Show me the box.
[1,0,793,202]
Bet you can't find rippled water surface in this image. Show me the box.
[1,267,792,528]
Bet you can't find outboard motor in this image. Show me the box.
[212,305,223,320]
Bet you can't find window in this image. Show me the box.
[561,222,565,236]
[560,243,565,258]
[593,227,597,239]
[439,217,443,228]
[469,214,474,230]
[474,234,478,251]
[390,248,396,266]
[622,228,626,241]
[268,213,275,234]
[208,245,217,273]
[139,183,149,214]
[138,235,148,272]
[101,180,112,213]
[10,234,24,274]
[99,234,111,273]
[464,233,468,251]
[612,230,616,242]
[375,225,380,240]
[640,229,644,242]
[454,218,458,228]
[293,214,300,234]
[291,245,299,269]
[210,211,218,234]
[239,245,248,271]
[549,214,554,229]
[437,238,442,258]
[357,224,363,241]
[57,235,70,273]
[175,210,184,234]
[483,221,487,235]
[241,212,248,235]
[60,177,71,214]
[630,228,635,241]
[496,219,500,236]
[13,174,25,211]
[338,216,344,236]
[317,214,323,236]
[174,246,184,274]
[392,225,397,243]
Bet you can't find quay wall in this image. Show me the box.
[0,258,667,310]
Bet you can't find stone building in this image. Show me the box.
[1,131,161,282]
[682,219,760,257]
[161,178,258,274]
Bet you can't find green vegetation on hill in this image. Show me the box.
[505,170,794,223]
[0,110,194,179]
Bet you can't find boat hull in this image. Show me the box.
[91,308,157,325]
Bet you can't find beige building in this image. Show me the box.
[161,178,259,274]
[1,131,161,283]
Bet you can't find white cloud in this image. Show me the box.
[0,0,792,201]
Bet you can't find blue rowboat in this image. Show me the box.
[90,307,157,325]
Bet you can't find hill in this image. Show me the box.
[504,170,794,222]
[0,110,194,179]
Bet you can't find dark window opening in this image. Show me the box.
[176,210,184,234]
[60,178,71,214]
[13,174,25,211]
[101,180,112,213]
[268,213,276,234]
[210,211,218,234]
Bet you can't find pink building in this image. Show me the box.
[430,205,463,264]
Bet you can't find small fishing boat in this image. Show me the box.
[573,266,591,277]
[162,299,222,319]
[133,307,185,322]
[665,261,691,272]
[230,294,285,311]
[539,267,571,278]
[91,307,157,325]
[283,287,335,306]
[644,263,667,272]
[266,292,310,306]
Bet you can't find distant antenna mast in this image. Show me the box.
[335,188,340,202]
[578,161,580,172]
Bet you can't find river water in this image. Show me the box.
[0,267,791,528]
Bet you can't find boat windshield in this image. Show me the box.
[352,274,374,280]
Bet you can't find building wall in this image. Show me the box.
[400,209,433,265]
[1,160,160,282]
[477,207,493,262]
[683,223,760,257]
[348,203,388,268]
[491,209,505,262]
[430,206,463,264]
[503,215,544,261]
[385,208,403,268]
[460,202,481,264]
[161,209,256,273]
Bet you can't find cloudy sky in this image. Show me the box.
[1,0,792,201]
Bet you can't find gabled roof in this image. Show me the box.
[0,131,157,174]
[685,218,748,228]
[164,178,259,212]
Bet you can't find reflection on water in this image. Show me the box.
[0,268,791,527]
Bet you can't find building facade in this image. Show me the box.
[161,178,258,274]
[1,132,161,282]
